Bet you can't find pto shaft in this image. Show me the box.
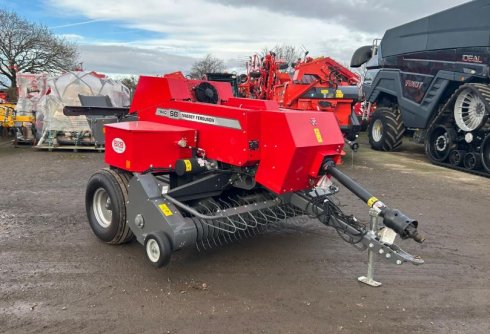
[324,161,425,243]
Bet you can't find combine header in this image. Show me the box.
[69,72,424,285]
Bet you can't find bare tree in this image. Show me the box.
[121,75,139,92]
[189,54,225,79]
[260,44,304,69]
[0,10,78,98]
[120,75,139,101]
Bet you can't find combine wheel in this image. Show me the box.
[368,106,405,151]
[463,152,482,170]
[482,135,490,172]
[85,168,134,244]
[448,150,466,166]
[425,125,457,162]
[454,84,489,132]
[145,233,172,268]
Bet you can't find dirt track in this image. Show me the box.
[1,136,490,333]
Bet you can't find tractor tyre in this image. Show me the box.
[368,106,405,151]
[86,168,134,244]
[145,233,172,268]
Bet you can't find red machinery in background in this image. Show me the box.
[66,72,424,286]
[238,52,362,147]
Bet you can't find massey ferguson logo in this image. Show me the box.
[405,80,424,89]
[310,118,318,126]
[112,138,126,154]
[462,55,483,64]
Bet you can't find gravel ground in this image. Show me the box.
[1,135,489,333]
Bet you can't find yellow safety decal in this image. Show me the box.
[367,196,379,208]
[335,90,344,98]
[313,128,323,143]
[159,203,173,216]
[125,160,131,169]
[184,159,192,172]
[320,89,329,95]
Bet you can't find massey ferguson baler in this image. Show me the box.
[72,73,424,285]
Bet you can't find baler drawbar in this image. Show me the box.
[68,72,424,285]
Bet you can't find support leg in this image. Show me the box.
[358,209,382,287]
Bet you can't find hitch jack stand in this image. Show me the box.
[358,209,382,287]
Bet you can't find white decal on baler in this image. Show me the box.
[112,138,126,154]
[155,108,241,129]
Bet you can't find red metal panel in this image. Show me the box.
[130,76,234,114]
[120,74,347,194]
[255,110,344,194]
[104,121,197,172]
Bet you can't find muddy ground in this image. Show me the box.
[1,135,489,334]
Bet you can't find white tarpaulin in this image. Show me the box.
[35,71,130,142]
[15,73,48,117]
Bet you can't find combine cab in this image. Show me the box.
[239,53,362,147]
[352,0,490,176]
[69,73,425,285]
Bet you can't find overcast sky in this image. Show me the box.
[1,0,471,76]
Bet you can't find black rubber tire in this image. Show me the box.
[464,152,482,170]
[144,233,172,268]
[448,150,466,166]
[482,134,490,173]
[425,125,457,162]
[85,168,134,244]
[368,106,405,151]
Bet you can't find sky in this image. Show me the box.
[1,0,472,76]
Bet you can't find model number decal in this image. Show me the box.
[156,108,242,129]
[112,138,126,154]
[405,80,424,89]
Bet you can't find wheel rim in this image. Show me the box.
[426,125,454,162]
[93,188,113,228]
[372,119,383,142]
[146,239,160,263]
[454,88,487,131]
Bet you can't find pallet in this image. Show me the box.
[34,144,105,152]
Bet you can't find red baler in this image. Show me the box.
[68,73,424,284]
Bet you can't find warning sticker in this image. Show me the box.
[313,128,323,143]
[367,196,379,208]
[184,159,192,172]
[335,90,344,98]
[159,203,173,216]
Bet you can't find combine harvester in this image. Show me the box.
[238,52,362,149]
[351,0,490,176]
[67,72,425,285]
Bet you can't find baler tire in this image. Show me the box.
[368,106,405,151]
[145,233,172,268]
[86,168,134,245]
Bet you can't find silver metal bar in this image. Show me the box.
[358,209,382,287]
